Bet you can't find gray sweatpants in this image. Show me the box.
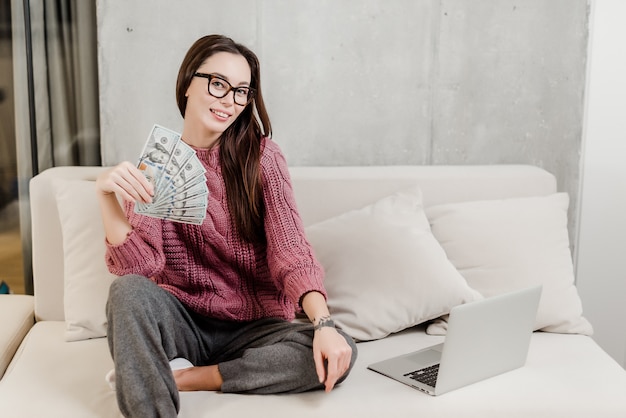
[106,274,358,417]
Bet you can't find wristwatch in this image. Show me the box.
[314,317,336,331]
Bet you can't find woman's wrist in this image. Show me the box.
[313,315,336,331]
[301,291,335,330]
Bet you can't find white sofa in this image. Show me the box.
[1,164,626,418]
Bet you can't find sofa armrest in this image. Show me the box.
[0,295,34,378]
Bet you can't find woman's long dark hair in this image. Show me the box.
[176,35,272,243]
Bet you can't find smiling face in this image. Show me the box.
[182,52,252,148]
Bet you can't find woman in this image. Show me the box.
[96,34,357,417]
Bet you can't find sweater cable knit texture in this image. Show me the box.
[105,138,326,321]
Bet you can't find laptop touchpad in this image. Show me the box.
[407,349,441,368]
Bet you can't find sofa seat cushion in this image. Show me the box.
[0,295,34,378]
[0,321,118,417]
[180,329,626,417]
[2,322,626,417]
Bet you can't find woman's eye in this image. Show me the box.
[235,88,249,97]
[211,80,226,90]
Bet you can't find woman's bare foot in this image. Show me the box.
[173,365,223,391]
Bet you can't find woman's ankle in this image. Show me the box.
[173,365,223,391]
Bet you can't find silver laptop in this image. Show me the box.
[368,285,541,396]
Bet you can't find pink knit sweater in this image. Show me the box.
[105,138,326,321]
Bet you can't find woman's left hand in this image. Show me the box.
[312,327,353,392]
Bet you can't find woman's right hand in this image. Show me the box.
[96,161,154,204]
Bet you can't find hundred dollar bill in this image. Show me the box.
[133,124,208,225]
[135,124,181,212]
[158,139,197,187]
[157,151,207,202]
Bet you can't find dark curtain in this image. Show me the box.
[39,0,101,170]
[12,0,101,294]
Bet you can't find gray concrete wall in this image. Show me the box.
[97,0,589,241]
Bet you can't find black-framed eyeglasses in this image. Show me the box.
[193,72,255,106]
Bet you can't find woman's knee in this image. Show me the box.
[108,275,152,304]
[106,274,160,319]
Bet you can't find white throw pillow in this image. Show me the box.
[305,187,482,341]
[54,179,115,341]
[426,193,593,335]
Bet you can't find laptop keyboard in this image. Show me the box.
[404,364,440,387]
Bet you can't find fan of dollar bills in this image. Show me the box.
[134,124,208,225]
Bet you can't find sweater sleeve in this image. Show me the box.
[261,139,326,308]
[104,200,167,278]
